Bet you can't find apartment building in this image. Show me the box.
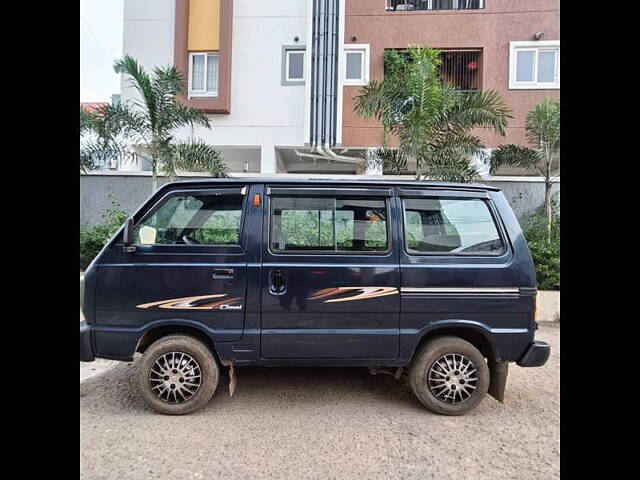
[121,0,560,175]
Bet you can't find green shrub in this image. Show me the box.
[522,198,560,290]
[80,200,129,270]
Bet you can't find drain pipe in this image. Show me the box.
[294,148,362,164]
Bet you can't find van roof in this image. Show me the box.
[165,177,501,192]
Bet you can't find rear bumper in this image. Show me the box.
[517,340,550,367]
[80,321,95,362]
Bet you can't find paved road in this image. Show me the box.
[80,324,559,480]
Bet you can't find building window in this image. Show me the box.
[439,50,482,92]
[386,0,484,11]
[343,45,370,86]
[282,46,306,85]
[384,48,482,92]
[509,41,560,89]
[189,52,219,97]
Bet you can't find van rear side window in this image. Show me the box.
[403,198,504,254]
[134,193,244,245]
[270,196,389,253]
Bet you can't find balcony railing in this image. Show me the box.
[386,0,484,11]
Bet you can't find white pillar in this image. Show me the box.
[261,144,277,174]
[358,148,383,175]
[364,161,383,176]
[470,147,492,178]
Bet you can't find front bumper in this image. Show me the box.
[517,340,550,367]
[80,320,95,362]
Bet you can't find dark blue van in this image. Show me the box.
[80,178,549,415]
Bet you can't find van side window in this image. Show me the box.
[134,193,244,245]
[404,198,504,254]
[270,196,388,253]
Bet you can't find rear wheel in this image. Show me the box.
[136,334,219,415]
[409,336,489,415]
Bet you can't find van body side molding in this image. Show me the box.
[401,287,520,295]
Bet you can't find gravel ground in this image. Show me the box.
[80,324,559,480]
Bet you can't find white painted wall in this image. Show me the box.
[122,0,308,173]
[121,0,175,100]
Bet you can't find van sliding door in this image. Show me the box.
[260,186,401,359]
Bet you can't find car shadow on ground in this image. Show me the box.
[80,359,428,414]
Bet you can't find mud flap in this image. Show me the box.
[488,360,508,403]
[228,363,237,397]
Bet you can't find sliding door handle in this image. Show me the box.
[213,268,234,279]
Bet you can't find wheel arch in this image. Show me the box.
[410,322,498,363]
[135,322,218,362]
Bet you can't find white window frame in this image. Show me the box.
[285,49,306,83]
[188,52,219,98]
[509,40,560,90]
[343,44,370,86]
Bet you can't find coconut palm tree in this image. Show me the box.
[355,47,512,182]
[98,55,227,191]
[490,99,560,236]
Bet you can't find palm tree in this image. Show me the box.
[355,47,512,182]
[104,55,227,191]
[80,103,130,172]
[80,107,97,172]
[490,99,560,236]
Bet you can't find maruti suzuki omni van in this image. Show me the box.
[80,178,550,415]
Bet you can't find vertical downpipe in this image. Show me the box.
[315,0,324,149]
[320,0,329,147]
[326,0,337,148]
[311,0,320,147]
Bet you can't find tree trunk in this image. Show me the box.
[544,180,553,242]
[151,160,158,193]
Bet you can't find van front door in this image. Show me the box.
[260,186,400,359]
[93,187,249,357]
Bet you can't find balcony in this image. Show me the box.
[386,0,484,11]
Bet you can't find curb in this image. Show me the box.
[80,360,120,384]
[537,290,560,322]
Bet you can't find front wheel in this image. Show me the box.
[409,336,489,415]
[136,334,219,415]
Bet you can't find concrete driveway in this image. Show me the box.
[80,324,559,480]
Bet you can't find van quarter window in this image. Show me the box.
[133,193,244,245]
[403,197,504,254]
[270,196,388,252]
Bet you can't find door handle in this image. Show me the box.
[213,268,234,279]
[269,269,287,295]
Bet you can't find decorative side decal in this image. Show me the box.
[137,294,242,310]
[308,287,398,303]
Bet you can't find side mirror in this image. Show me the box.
[123,217,136,253]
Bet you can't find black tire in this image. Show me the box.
[409,336,489,416]
[136,334,219,415]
